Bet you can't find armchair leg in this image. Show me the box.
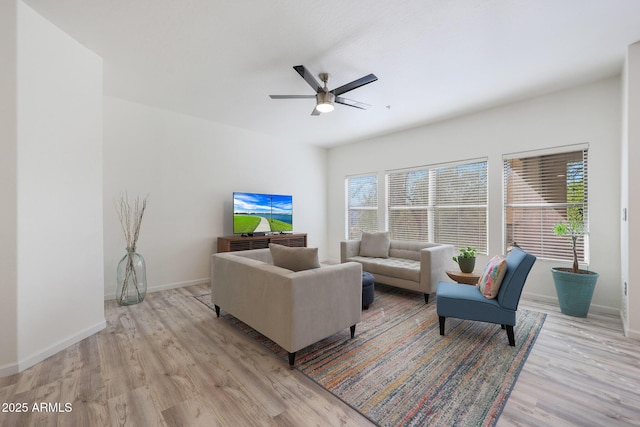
[506,325,515,346]
[424,293,429,304]
[214,305,220,317]
[288,352,296,368]
[439,316,446,335]
[350,324,356,339]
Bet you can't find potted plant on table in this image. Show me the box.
[551,219,599,317]
[452,246,477,273]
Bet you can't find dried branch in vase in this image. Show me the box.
[117,193,149,249]
[115,193,149,305]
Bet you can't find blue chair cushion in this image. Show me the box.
[436,282,516,326]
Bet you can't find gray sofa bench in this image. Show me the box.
[341,233,454,303]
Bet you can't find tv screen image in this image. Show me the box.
[233,192,293,234]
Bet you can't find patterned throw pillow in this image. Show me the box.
[477,255,508,299]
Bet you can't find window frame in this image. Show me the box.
[386,158,488,252]
[345,173,379,239]
[503,145,589,263]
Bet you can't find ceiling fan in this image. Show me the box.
[270,65,378,115]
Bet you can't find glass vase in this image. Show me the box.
[116,247,147,306]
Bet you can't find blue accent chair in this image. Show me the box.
[436,248,536,346]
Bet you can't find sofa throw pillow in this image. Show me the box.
[477,255,508,299]
[269,243,320,272]
[359,231,391,258]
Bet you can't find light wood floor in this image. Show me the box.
[1,283,638,426]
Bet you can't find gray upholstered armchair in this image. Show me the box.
[436,248,536,346]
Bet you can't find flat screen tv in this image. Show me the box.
[233,192,293,235]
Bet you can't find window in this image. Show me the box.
[387,169,430,241]
[387,160,488,252]
[503,147,589,262]
[346,174,378,239]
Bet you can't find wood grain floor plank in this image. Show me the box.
[1,283,638,427]
[499,299,640,427]
[107,386,167,427]
[160,396,225,427]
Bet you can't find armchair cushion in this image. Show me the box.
[269,243,320,272]
[437,281,514,325]
[359,231,391,258]
[477,255,507,299]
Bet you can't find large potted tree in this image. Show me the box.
[551,219,599,317]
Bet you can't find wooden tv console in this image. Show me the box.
[217,233,307,253]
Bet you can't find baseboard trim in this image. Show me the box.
[522,291,620,316]
[104,278,209,300]
[0,362,19,378]
[623,321,640,339]
[14,320,106,376]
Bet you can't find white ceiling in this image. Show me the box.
[23,0,640,147]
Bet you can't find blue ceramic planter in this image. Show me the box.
[551,268,599,317]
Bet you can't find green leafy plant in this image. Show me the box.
[553,219,587,274]
[452,246,477,262]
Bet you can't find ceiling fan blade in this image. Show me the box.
[311,107,321,116]
[270,95,316,99]
[331,74,378,96]
[335,97,371,110]
[293,65,322,93]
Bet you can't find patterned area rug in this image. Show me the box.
[195,285,545,427]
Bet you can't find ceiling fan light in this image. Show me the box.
[316,92,335,113]
[316,102,334,113]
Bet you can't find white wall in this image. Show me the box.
[0,0,18,376]
[327,77,622,313]
[15,2,105,371]
[622,42,640,338]
[103,97,328,297]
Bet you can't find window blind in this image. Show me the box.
[387,169,430,241]
[433,161,488,252]
[387,160,487,252]
[346,174,378,239]
[504,148,588,262]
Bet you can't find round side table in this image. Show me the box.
[446,270,481,285]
